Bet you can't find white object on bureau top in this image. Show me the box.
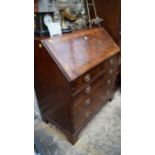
[44,14,62,37]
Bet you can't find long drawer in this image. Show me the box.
[72,69,117,130]
[71,53,120,95]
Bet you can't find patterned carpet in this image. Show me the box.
[34,90,121,155]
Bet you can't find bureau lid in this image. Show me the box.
[42,27,120,81]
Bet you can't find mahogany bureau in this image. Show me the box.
[34,27,120,144]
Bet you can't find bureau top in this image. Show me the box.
[41,27,120,81]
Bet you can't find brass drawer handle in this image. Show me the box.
[84,74,91,82]
[107,79,111,84]
[85,86,91,94]
[109,69,113,75]
[110,58,114,65]
[85,98,91,106]
[38,43,43,48]
[85,111,91,118]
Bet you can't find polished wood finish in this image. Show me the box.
[71,53,120,94]
[72,69,117,130]
[34,27,120,144]
[34,40,73,133]
[42,28,119,81]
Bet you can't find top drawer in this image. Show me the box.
[71,53,120,95]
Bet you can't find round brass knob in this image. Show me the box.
[84,74,91,82]
[85,98,91,106]
[38,43,42,48]
[85,86,91,94]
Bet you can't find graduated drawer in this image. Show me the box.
[72,70,117,130]
[71,53,120,95]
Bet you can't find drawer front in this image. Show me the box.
[72,70,117,130]
[71,53,120,95]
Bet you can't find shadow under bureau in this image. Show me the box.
[34,27,120,144]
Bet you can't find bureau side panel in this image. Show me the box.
[34,40,73,132]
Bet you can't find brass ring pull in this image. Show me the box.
[110,58,114,65]
[85,98,91,106]
[85,86,91,94]
[107,79,111,84]
[85,111,91,118]
[109,69,113,74]
[84,74,91,82]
